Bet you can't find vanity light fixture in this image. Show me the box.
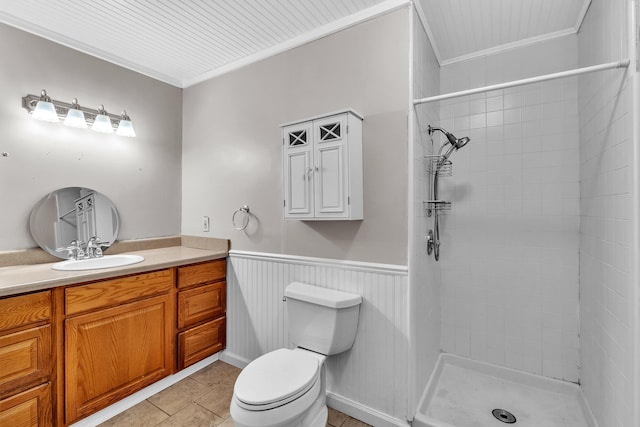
[22,89,136,137]
[31,90,59,123]
[63,98,87,128]
[92,105,113,134]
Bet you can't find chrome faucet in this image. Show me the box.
[66,239,86,260]
[86,236,104,258]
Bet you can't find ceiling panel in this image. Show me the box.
[0,0,591,87]
[417,0,590,64]
[0,0,394,87]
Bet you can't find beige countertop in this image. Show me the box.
[0,245,227,298]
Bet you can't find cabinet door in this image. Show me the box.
[0,325,51,398]
[0,382,52,427]
[178,317,225,370]
[177,259,226,290]
[283,122,314,219]
[0,291,50,333]
[178,282,226,329]
[313,114,349,218]
[65,294,173,423]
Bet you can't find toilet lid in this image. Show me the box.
[234,348,320,408]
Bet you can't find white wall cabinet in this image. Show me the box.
[282,110,363,220]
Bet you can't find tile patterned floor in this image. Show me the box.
[98,361,371,427]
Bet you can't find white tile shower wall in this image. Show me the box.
[225,251,409,422]
[577,0,634,426]
[410,4,441,416]
[438,35,581,382]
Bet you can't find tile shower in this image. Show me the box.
[437,35,581,382]
[411,0,636,426]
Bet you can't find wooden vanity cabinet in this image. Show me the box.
[63,269,175,424]
[1,256,227,426]
[176,259,226,370]
[0,291,53,427]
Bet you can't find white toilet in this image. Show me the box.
[230,282,362,427]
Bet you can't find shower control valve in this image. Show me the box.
[426,230,434,255]
[426,230,440,261]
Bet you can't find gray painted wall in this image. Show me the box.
[182,8,409,265]
[0,23,183,251]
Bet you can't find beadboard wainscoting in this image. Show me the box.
[222,250,410,426]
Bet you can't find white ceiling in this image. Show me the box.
[416,0,591,65]
[0,0,590,88]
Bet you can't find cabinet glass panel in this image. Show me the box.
[288,129,308,146]
[319,123,341,142]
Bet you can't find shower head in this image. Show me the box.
[455,136,470,149]
[428,125,470,158]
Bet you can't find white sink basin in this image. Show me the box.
[52,254,145,271]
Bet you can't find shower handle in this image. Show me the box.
[427,228,441,261]
[427,230,435,255]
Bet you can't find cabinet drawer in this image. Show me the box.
[0,291,50,333]
[177,259,226,289]
[178,316,225,370]
[66,269,174,315]
[0,325,51,398]
[0,382,52,427]
[178,282,226,329]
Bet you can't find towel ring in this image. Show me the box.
[232,205,250,231]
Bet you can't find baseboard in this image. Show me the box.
[327,392,409,427]
[68,354,219,426]
[219,349,251,369]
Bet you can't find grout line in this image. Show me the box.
[145,398,172,418]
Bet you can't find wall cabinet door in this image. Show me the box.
[283,122,314,218]
[65,294,173,423]
[314,114,349,218]
[282,110,363,220]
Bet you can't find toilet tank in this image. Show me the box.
[284,282,362,355]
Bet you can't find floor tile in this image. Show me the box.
[190,361,242,388]
[196,381,235,418]
[98,400,169,427]
[98,360,372,427]
[216,418,235,427]
[328,407,350,426]
[155,402,224,427]
[148,377,213,415]
[341,418,372,427]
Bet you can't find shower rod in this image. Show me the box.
[414,59,631,105]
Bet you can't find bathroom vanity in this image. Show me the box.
[0,245,227,427]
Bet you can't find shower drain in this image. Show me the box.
[492,408,517,424]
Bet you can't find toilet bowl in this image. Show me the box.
[230,282,362,427]
[231,348,327,427]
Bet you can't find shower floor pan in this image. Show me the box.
[413,354,596,427]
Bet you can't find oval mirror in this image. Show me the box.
[29,187,120,259]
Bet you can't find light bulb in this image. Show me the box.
[92,105,113,134]
[31,90,59,122]
[64,99,87,128]
[116,110,136,137]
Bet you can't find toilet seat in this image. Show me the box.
[234,348,321,411]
